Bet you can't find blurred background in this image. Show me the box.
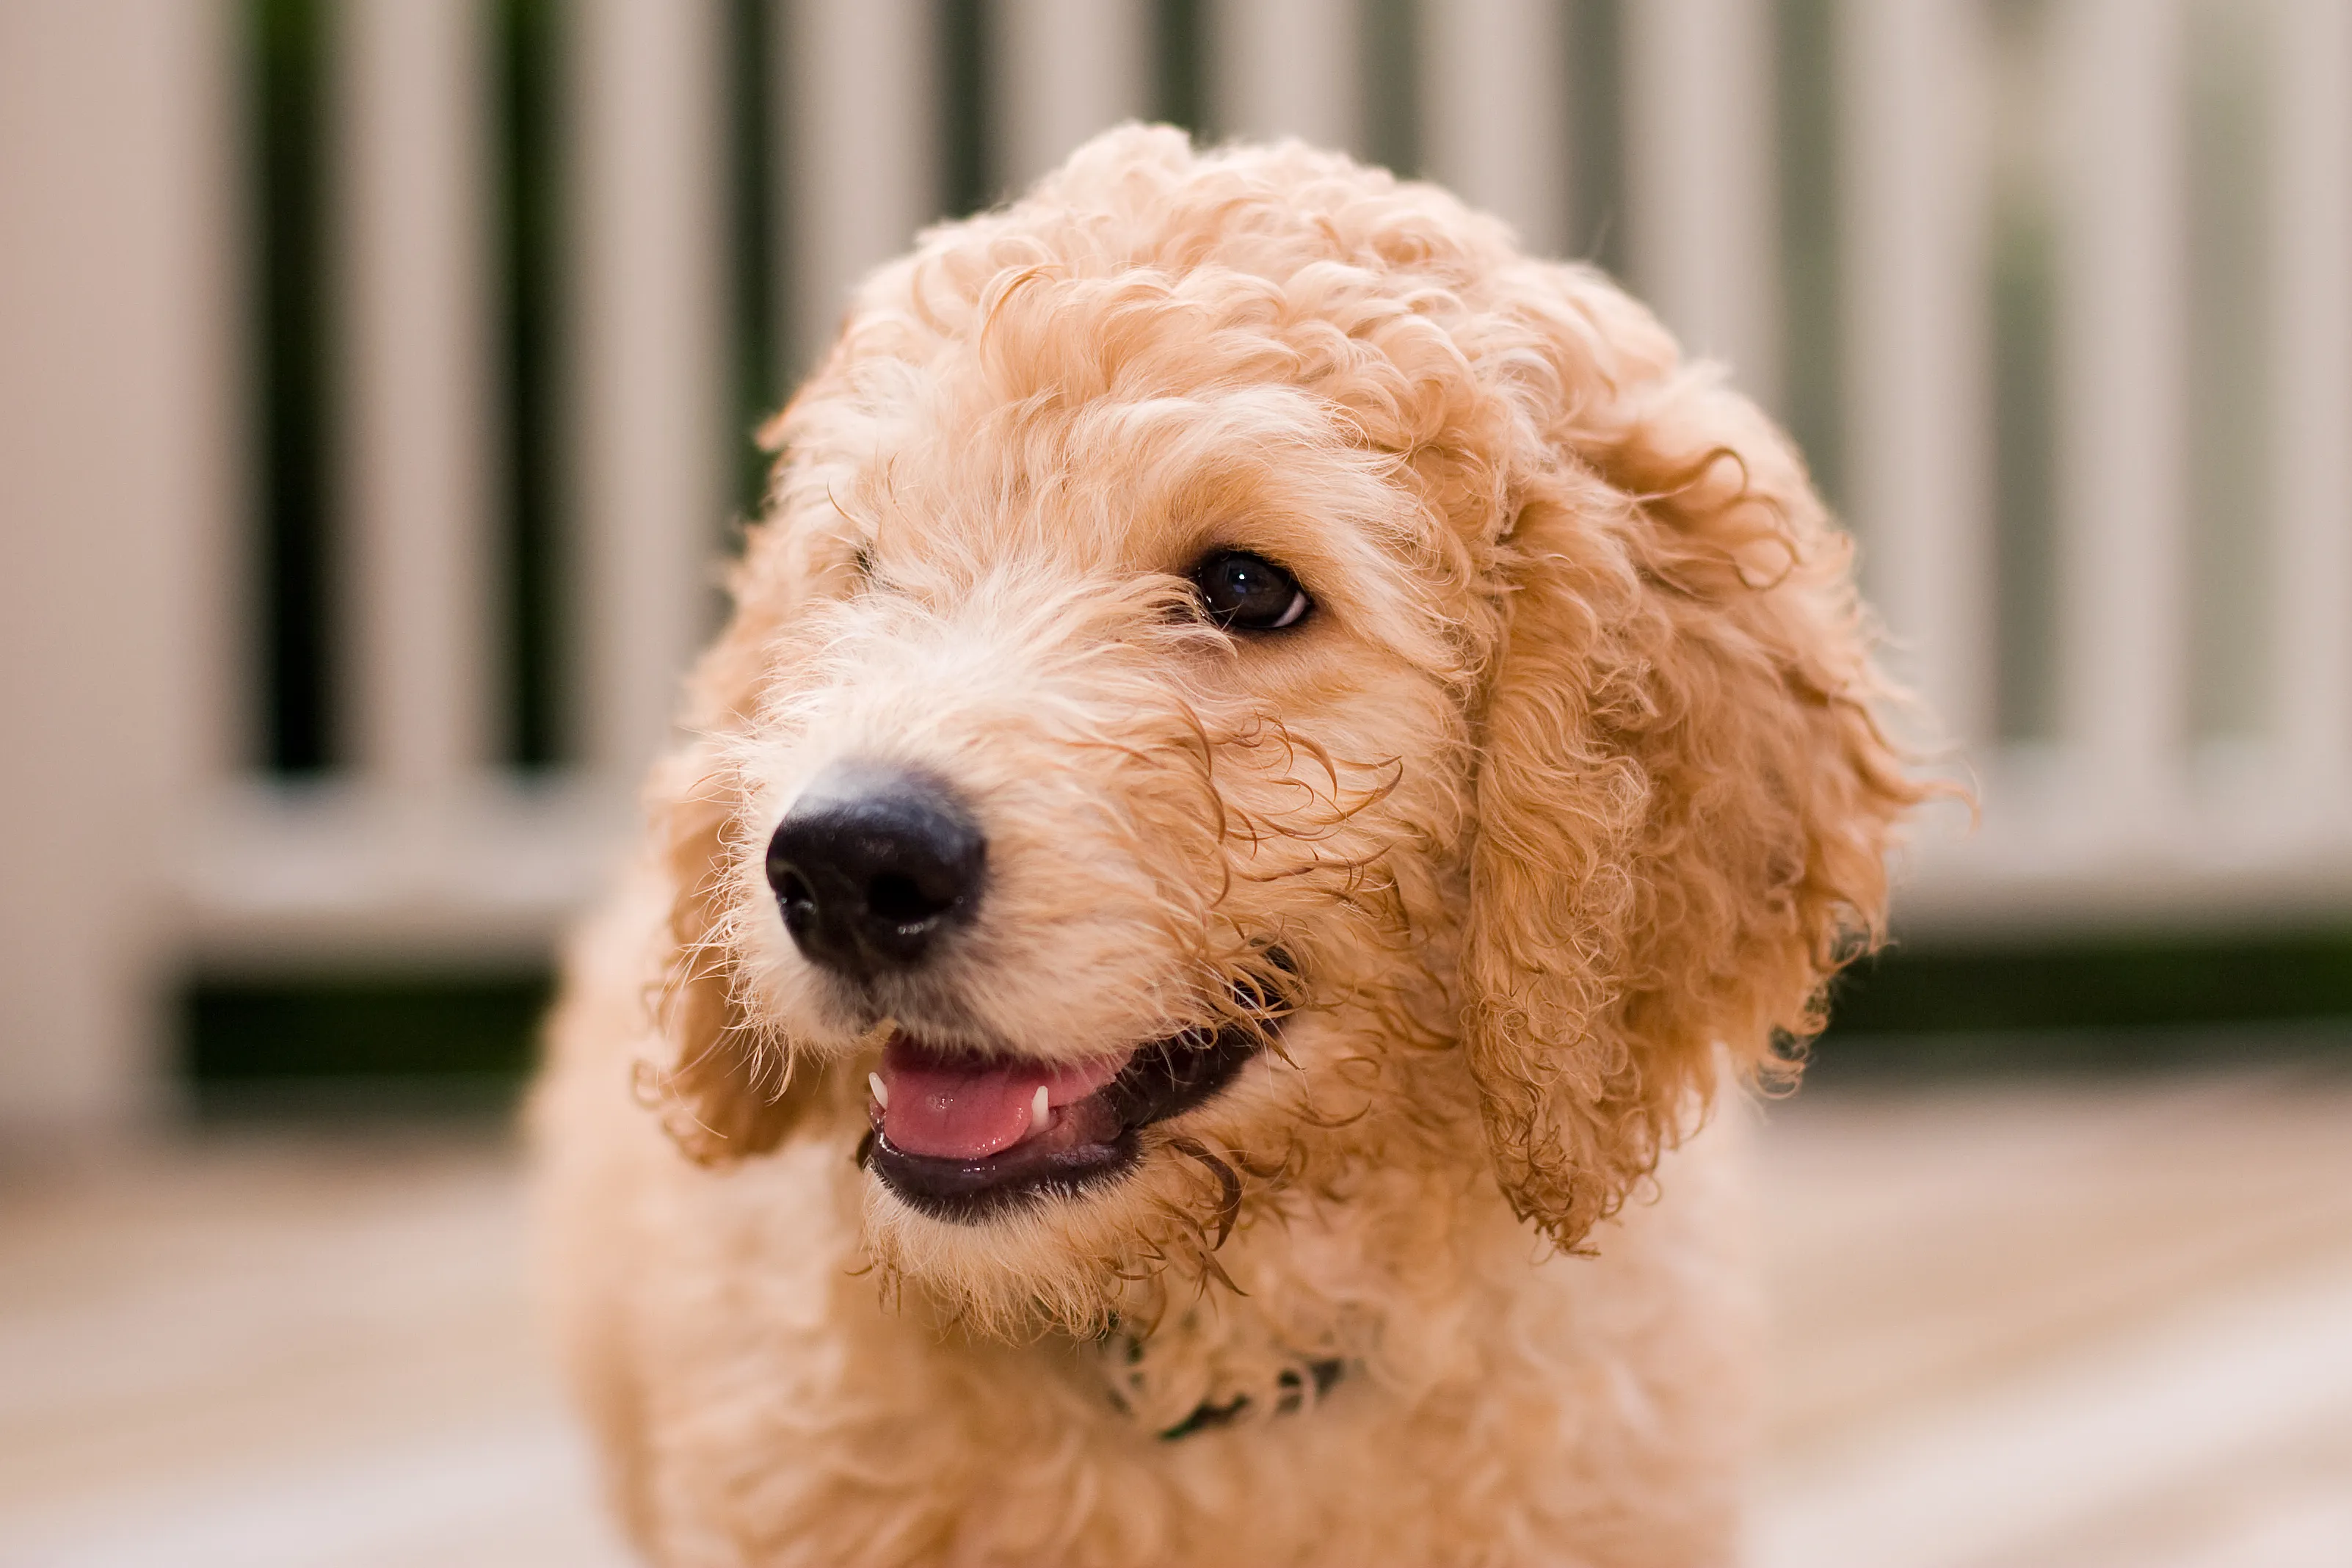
[2,1,2348,1564]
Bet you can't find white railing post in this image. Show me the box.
[1837,0,1994,750]
[1418,0,1569,258]
[1622,0,1782,407]
[2051,0,2187,839]
[1209,0,1362,157]
[574,0,728,779]
[0,0,236,1130]
[341,0,496,794]
[995,0,1151,195]
[785,0,938,374]
[2269,0,2352,832]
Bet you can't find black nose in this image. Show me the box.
[764,765,986,980]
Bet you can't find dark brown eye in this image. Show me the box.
[1190,550,1311,633]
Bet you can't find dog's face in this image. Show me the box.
[696,357,1481,1325]
[645,131,1914,1333]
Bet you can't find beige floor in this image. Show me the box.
[4,1062,2349,1567]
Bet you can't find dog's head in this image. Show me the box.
[640,128,1915,1332]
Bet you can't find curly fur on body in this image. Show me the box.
[533,126,1920,1567]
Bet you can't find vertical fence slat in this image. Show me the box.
[575,0,727,777]
[1209,0,1362,156]
[2052,0,2186,835]
[995,0,1151,195]
[0,0,232,1129]
[1622,0,1782,405]
[785,0,937,373]
[1838,0,1992,749]
[341,0,495,790]
[1418,0,1569,256]
[2270,0,2352,823]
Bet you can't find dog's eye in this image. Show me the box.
[1190,551,1311,633]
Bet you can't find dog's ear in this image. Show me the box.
[637,749,811,1166]
[1461,290,1920,1250]
[636,488,842,1166]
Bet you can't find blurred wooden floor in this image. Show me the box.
[4,1061,2350,1568]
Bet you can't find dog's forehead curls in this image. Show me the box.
[635,126,1917,1302]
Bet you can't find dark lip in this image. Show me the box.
[861,980,1284,1224]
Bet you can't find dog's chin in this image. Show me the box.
[860,1021,1264,1224]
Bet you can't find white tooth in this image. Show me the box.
[868,1072,890,1110]
[1031,1084,1050,1129]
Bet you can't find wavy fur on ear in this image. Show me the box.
[1462,285,1921,1252]
[637,749,809,1165]
[634,473,844,1166]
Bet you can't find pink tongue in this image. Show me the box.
[877,1037,1125,1160]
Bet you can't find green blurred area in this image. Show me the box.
[185,975,552,1117]
[1810,932,2352,1081]
[1829,932,2352,1037]
[182,933,2352,1108]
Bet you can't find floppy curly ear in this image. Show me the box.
[1462,341,1920,1252]
[634,748,811,1166]
[634,477,842,1166]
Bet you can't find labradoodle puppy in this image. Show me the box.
[534,126,1917,1567]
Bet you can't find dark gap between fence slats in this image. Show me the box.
[1360,0,1420,177]
[496,0,569,769]
[1986,0,2062,744]
[250,0,338,775]
[1565,0,1627,277]
[729,0,787,521]
[938,0,995,217]
[1153,0,1209,141]
[1774,0,1843,512]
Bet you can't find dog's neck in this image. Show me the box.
[1095,1315,1354,1440]
[1080,1172,1492,1437]
[1155,1356,1349,1440]
[1072,1080,1506,1438]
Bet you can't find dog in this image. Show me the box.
[532,126,1917,1567]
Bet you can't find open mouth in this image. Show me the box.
[860,989,1281,1223]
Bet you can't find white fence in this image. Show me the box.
[3,0,2349,1130]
